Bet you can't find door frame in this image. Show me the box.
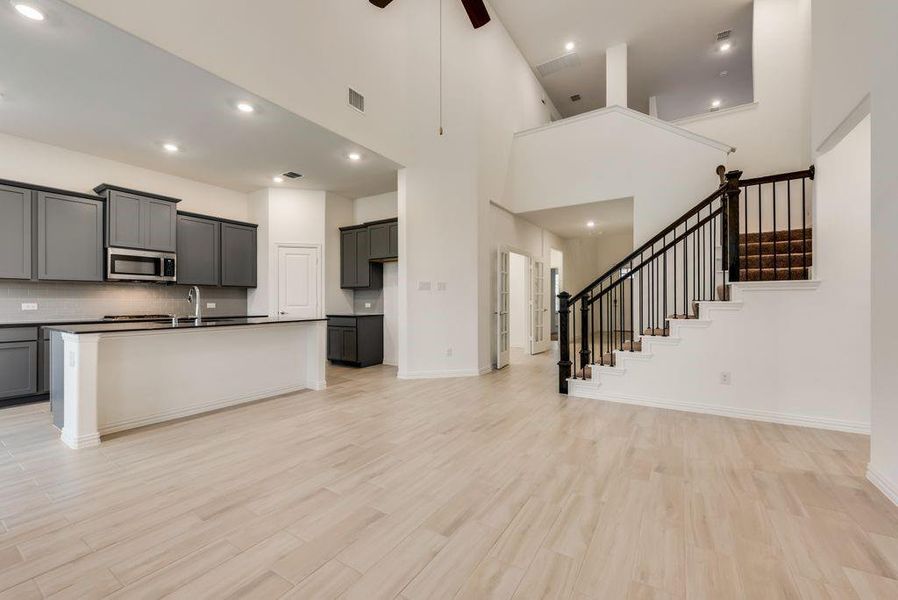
[496,244,552,367]
[275,243,323,320]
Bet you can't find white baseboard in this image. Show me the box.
[398,367,485,380]
[867,464,898,507]
[567,386,871,434]
[97,383,310,436]
[306,379,327,391]
[60,429,101,450]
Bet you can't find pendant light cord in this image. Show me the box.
[439,0,444,135]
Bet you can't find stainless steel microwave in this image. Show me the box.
[107,247,177,283]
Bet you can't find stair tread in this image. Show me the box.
[740,228,812,243]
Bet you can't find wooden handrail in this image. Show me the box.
[740,166,815,187]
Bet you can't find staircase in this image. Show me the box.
[557,166,815,391]
[740,228,812,281]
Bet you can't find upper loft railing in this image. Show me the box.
[556,165,815,394]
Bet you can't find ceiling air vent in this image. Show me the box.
[716,29,732,41]
[282,172,303,179]
[348,88,365,113]
[570,94,582,103]
[536,52,581,77]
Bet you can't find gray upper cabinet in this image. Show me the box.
[96,184,180,252]
[340,225,382,290]
[220,222,257,287]
[0,183,32,280]
[341,229,358,288]
[367,218,398,261]
[143,199,177,252]
[37,192,104,282]
[107,190,143,249]
[389,221,399,257]
[177,213,220,286]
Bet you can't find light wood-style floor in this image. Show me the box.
[1,350,898,599]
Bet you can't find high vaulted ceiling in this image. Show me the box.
[489,0,754,120]
[0,0,401,197]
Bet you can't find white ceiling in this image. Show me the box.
[489,0,754,119]
[518,197,634,240]
[0,0,401,197]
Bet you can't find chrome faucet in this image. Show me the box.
[187,286,202,324]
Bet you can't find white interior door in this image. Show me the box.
[531,258,550,354]
[277,245,320,320]
[496,248,510,369]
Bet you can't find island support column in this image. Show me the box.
[305,321,327,390]
[60,333,101,449]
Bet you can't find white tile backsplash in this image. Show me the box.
[0,281,248,323]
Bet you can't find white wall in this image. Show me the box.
[870,0,898,505]
[354,191,398,224]
[248,188,327,319]
[508,252,528,349]
[69,0,559,379]
[562,232,634,297]
[0,131,250,221]
[505,107,731,245]
[676,0,812,178]
[811,0,872,152]
[325,192,355,315]
[383,262,399,366]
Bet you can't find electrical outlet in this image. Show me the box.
[437,281,447,291]
[418,281,432,291]
[21,303,37,311]
[446,347,453,357]
[720,371,732,385]
[206,302,216,309]
[364,302,372,309]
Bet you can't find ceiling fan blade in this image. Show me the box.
[459,0,491,29]
[369,0,394,8]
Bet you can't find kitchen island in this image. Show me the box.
[45,317,327,449]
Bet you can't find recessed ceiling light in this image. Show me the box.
[236,102,255,113]
[565,41,575,52]
[720,70,729,77]
[587,221,596,228]
[272,176,284,183]
[348,152,362,161]
[711,99,722,108]
[162,143,179,153]
[719,42,732,52]
[12,3,44,21]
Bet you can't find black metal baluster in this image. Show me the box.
[743,186,748,280]
[712,217,717,300]
[590,294,595,365]
[788,180,793,280]
[598,291,604,366]
[673,239,678,317]
[757,184,762,282]
[629,261,634,349]
[773,181,778,281]
[639,263,644,338]
[802,177,808,277]
[619,280,624,352]
[683,227,688,316]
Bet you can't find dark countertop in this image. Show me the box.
[43,317,325,335]
[0,316,264,329]
[326,314,384,318]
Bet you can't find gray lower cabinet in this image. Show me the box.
[177,214,220,286]
[0,328,38,401]
[0,183,32,280]
[220,222,257,287]
[326,315,383,367]
[37,192,105,282]
[96,185,180,252]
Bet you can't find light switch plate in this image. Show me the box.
[437,282,447,291]
[21,303,38,311]
[364,302,372,309]
[206,302,216,309]
[418,281,432,291]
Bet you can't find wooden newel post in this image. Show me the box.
[725,170,743,283]
[557,292,571,394]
